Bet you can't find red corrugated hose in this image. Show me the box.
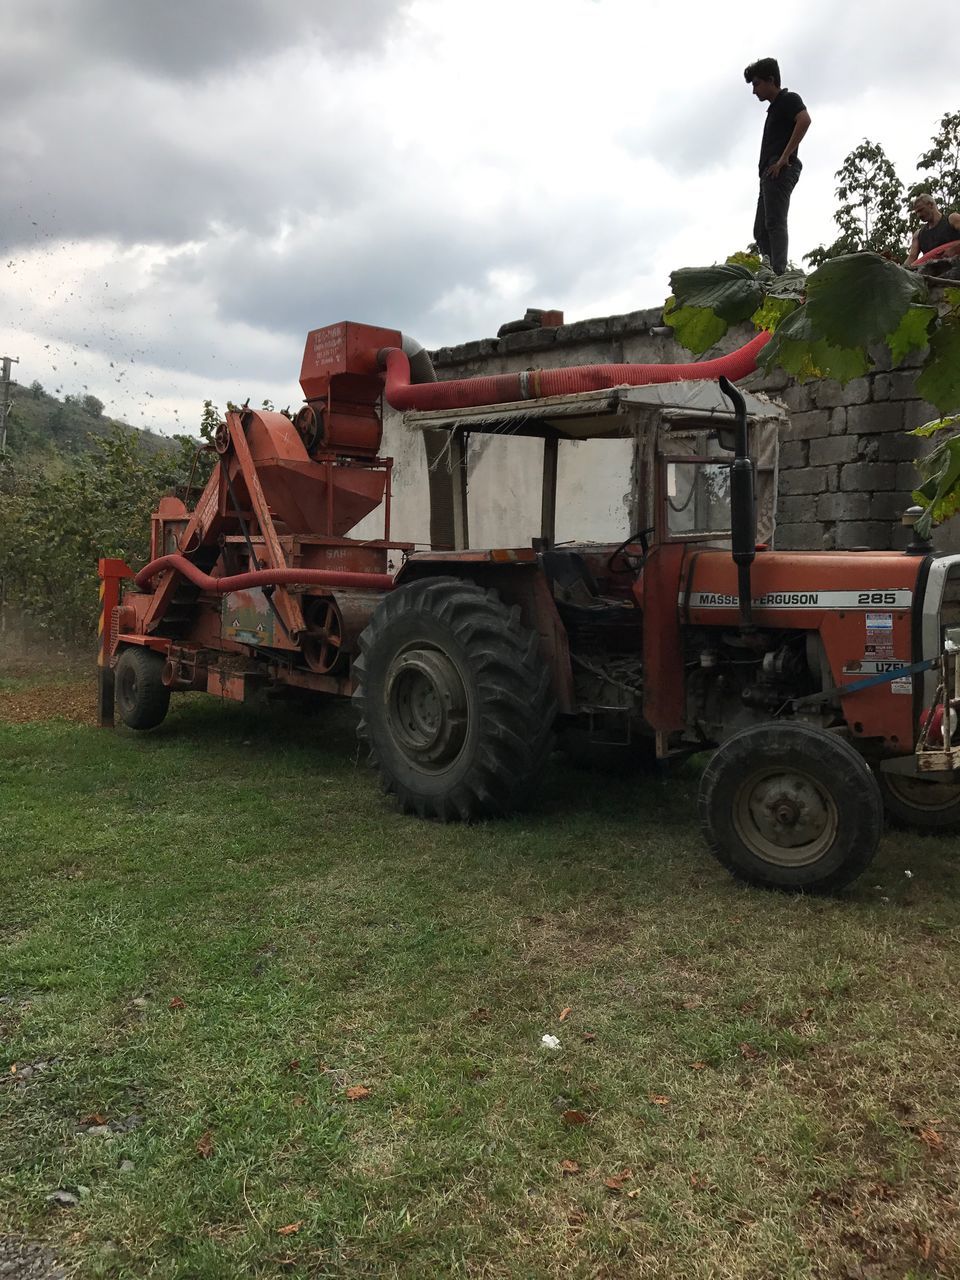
[381,330,772,412]
[135,554,393,594]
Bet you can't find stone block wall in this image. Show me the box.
[426,307,956,554]
[740,347,939,551]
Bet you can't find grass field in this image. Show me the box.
[2,671,959,1279]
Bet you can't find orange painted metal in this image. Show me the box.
[299,321,401,456]
[681,550,925,746]
[640,543,688,732]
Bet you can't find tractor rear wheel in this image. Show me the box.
[698,723,883,891]
[115,647,170,731]
[354,576,555,820]
[877,770,960,831]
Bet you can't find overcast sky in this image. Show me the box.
[1,0,956,436]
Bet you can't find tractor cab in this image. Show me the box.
[402,379,784,560]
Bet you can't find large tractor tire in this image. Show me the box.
[877,769,960,831]
[698,723,883,891]
[115,647,171,731]
[354,576,555,820]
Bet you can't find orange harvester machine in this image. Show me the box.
[98,322,408,719]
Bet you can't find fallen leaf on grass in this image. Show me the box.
[559,1159,580,1176]
[649,1095,670,1107]
[603,1168,633,1192]
[915,1230,934,1261]
[918,1125,944,1150]
[81,1113,107,1127]
[469,1007,491,1024]
[168,996,186,1010]
[292,1095,307,1107]
[558,1007,572,1022]
[277,1222,302,1236]
[739,1042,761,1060]
[195,1131,215,1159]
[582,1031,596,1043]
[626,1187,642,1199]
[689,1062,707,1071]
[345,1085,371,1102]
[562,1109,590,1126]
[286,1060,301,1073]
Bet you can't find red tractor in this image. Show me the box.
[100,322,960,891]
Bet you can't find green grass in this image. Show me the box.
[2,684,960,1278]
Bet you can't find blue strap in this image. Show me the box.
[793,657,937,709]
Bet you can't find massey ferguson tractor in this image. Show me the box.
[99,321,960,892]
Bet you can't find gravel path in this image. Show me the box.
[0,1237,67,1280]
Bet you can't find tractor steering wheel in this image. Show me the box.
[607,527,654,574]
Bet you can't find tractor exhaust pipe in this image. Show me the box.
[718,376,755,631]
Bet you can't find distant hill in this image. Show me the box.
[3,379,179,464]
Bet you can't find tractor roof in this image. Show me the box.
[401,381,786,441]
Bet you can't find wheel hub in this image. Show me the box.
[386,646,469,770]
[735,769,838,866]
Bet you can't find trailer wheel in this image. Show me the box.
[115,647,171,731]
[877,770,960,831]
[698,723,882,891]
[354,576,555,820]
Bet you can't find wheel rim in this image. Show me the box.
[386,644,470,771]
[733,767,839,867]
[884,773,960,812]
[118,664,138,710]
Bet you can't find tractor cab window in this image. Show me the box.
[664,459,732,537]
[660,422,737,537]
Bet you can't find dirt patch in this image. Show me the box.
[0,677,96,726]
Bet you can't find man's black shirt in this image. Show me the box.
[759,88,806,174]
[919,214,960,254]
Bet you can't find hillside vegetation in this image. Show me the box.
[0,381,203,648]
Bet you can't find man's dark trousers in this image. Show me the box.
[753,161,801,273]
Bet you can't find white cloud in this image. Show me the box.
[1,0,956,435]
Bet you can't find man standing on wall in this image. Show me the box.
[744,57,811,275]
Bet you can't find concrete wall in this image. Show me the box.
[354,306,957,556]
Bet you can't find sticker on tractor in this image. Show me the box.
[865,612,894,629]
[890,677,913,694]
[843,661,908,675]
[222,590,276,647]
[685,590,913,611]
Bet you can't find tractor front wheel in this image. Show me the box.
[699,723,883,891]
[354,577,555,820]
[877,769,960,831]
[115,647,170,731]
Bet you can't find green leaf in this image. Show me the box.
[911,431,960,537]
[765,269,807,300]
[750,295,800,335]
[669,264,764,325]
[885,305,936,365]
[758,304,870,383]
[916,319,960,415]
[663,296,729,355]
[805,253,923,349]
[725,251,761,272]
[908,413,960,439]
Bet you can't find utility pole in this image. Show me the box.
[0,355,19,458]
